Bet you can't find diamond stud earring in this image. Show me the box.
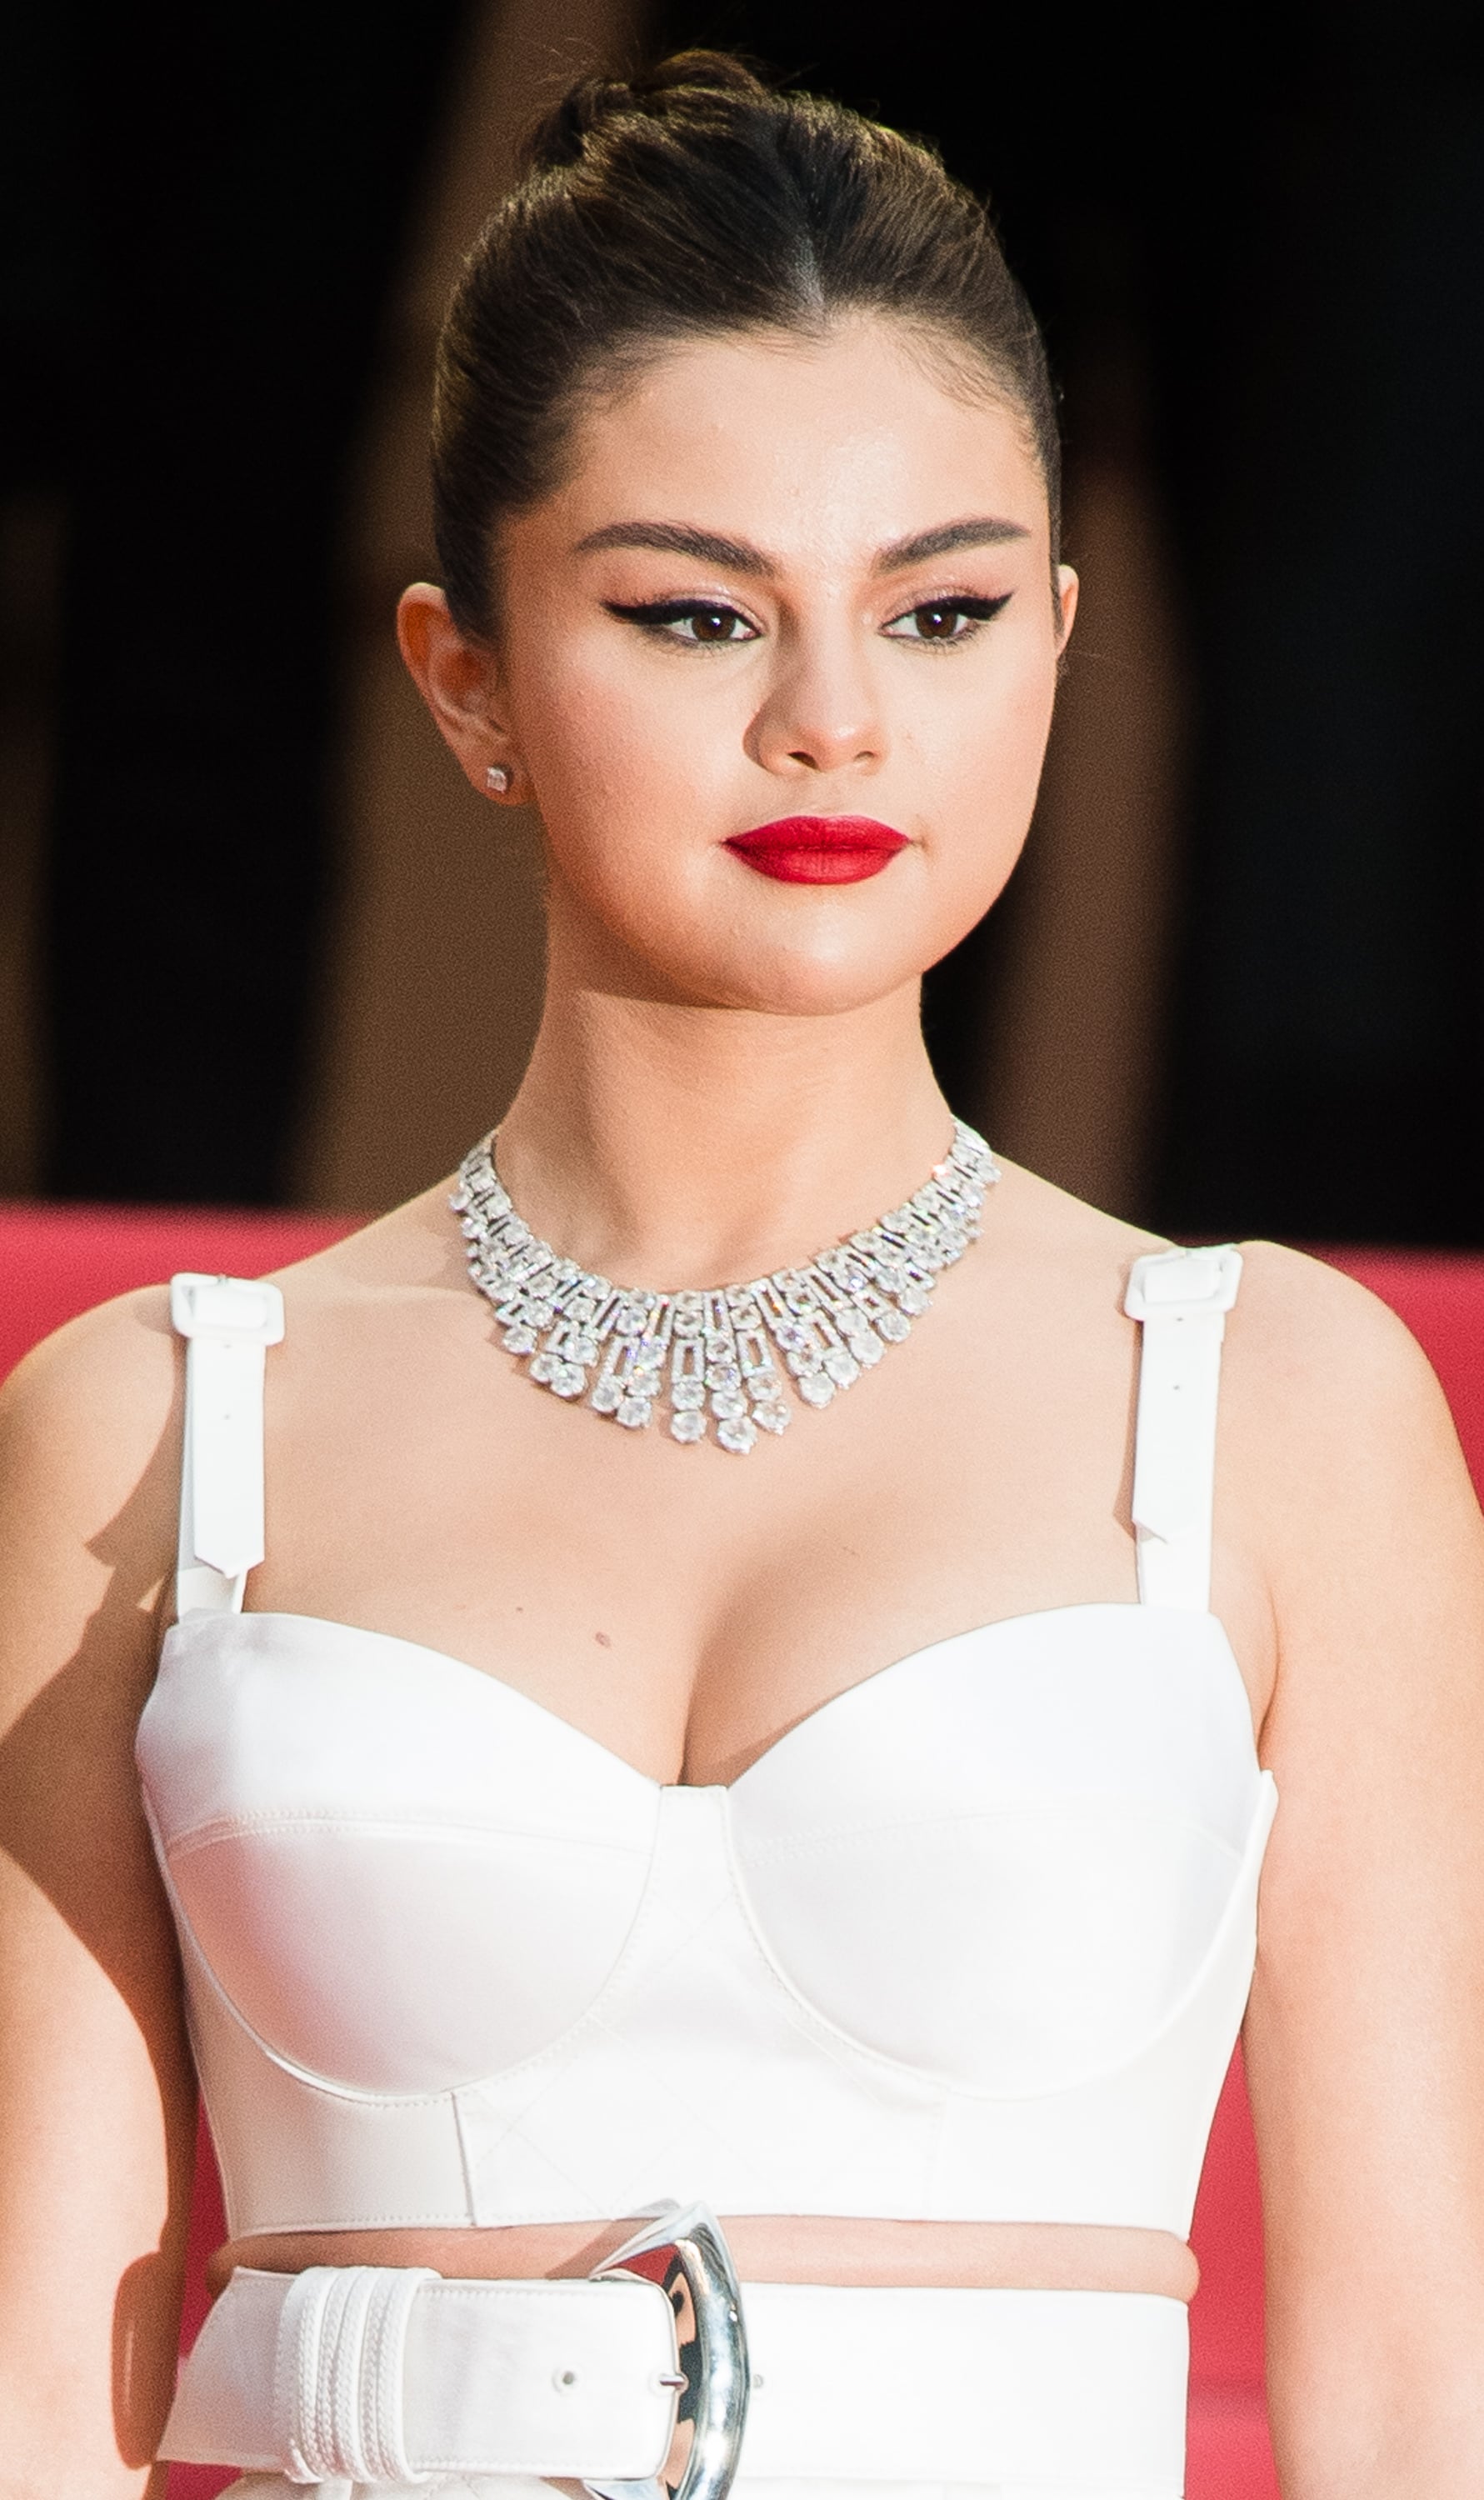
[485,764,513,796]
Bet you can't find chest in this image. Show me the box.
[252,1308,1189,1775]
[234,1247,1272,1782]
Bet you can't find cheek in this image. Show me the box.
[507,638,741,869]
[912,635,1059,848]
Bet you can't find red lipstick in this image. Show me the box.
[724,815,909,885]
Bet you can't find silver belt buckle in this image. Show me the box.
[586,2201,750,2500]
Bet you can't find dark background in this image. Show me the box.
[3,0,1482,1239]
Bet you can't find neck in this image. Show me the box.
[495,974,953,1292]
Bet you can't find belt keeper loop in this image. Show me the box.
[273,2262,438,2484]
[363,2264,439,2480]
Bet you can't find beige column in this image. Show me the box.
[296,0,641,1211]
[977,450,1189,1221]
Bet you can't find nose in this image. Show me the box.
[747,620,886,778]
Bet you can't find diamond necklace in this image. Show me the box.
[452,1120,997,1457]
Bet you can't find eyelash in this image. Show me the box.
[882,594,1011,647]
[604,600,761,645]
[603,593,1012,648]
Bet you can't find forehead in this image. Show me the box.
[532,317,1049,568]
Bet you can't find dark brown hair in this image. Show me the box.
[433,52,1060,634]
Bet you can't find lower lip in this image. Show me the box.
[724,818,910,885]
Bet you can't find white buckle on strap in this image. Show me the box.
[170,1273,287,1345]
[1122,1244,1242,1321]
[1124,1246,1243,1611]
[172,1270,286,1614]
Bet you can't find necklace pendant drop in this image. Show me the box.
[452,1121,997,1454]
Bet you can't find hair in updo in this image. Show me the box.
[433,52,1059,634]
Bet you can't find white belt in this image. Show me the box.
[162,2269,1188,2492]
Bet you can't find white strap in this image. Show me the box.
[162,2265,681,2481]
[1124,1246,1242,1612]
[170,1272,285,1618]
[161,2267,1187,2489]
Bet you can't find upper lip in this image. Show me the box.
[725,815,908,850]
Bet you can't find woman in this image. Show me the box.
[2,52,1483,2500]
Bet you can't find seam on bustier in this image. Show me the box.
[457,2086,616,2226]
[444,1910,804,2106]
[163,1809,653,1858]
[718,1779,1274,2107]
[161,1748,1272,2122]
[717,1800,981,2098]
[731,1800,1246,1865]
[163,1865,469,2107]
[452,2086,489,2218]
[415,1802,677,2103]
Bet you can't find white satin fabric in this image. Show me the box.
[142,1244,1272,2495]
[140,1601,1272,2242]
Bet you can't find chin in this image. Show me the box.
[682,937,930,1020]
[574,878,986,1018]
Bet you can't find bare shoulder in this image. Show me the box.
[1214,1242,1482,1664]
[0,1184,452,1597]
[1223,1238,1459,1468]
[0,1196,412,1502]
[991,1166,1448,1432]
[0,1288,184,1712]
[0,1283,180,1502]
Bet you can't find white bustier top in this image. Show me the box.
[136,1245,1275,2248]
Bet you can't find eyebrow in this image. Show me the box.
[575,521,771,573]
[873,517,1030,571]
[574,514,1030,578]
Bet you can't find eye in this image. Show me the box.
[605,599,760,645]
[882,594,1011,644]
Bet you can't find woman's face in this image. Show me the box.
[413,316,1075,1017]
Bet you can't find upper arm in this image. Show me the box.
[1227,1248,1484,2489]
[0,1292,194,2498]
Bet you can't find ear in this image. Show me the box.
[396,584,526,804]
[1054,563,1079,651]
